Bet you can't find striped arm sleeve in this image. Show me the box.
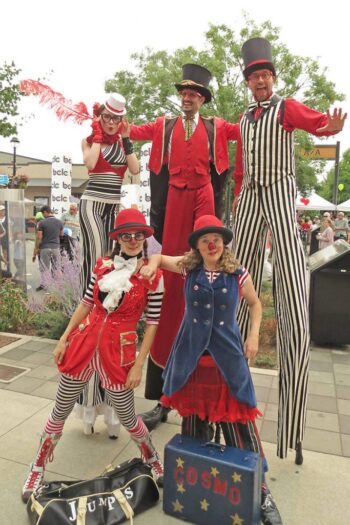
[81,272,96,306]
[238,266,250,289]
[145,275,164,324]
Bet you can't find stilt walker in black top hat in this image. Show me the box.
[233,37,346,466]
[130,64,240,431]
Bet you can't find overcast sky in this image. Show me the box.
[0,0,348,171]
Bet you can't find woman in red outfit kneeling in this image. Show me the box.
[22,209,164,503]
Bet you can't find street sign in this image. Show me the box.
[298,145,337,160]
[0,174,9,186]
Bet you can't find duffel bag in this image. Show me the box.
[26,458,159,525]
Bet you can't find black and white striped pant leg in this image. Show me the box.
[79,200,119,295]
[49,375,89,424]
[234,184,269,340]
[104,388,138,430]
[260,177,310,457]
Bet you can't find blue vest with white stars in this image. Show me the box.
[162,267,257,407]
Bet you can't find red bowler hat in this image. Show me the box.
[109,208,154,240]
[188,215,233,248]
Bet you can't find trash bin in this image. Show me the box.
[309,240,350,345]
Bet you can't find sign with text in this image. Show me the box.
[139,143,151,223]
[120,184,141,209]
[298,145,337,160]
[51,155,72,217]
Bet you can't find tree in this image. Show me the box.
[105,16,344,193]
[0,61,21,138]
[319,148,350,204]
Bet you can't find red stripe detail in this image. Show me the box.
[105,101,124,114]
[246,59,271,68]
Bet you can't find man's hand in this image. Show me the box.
[316,108,347,133]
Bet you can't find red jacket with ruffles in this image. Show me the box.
[58,257,162,386]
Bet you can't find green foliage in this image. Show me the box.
[0,62,21,137]
[319,148,350,203]
[0,279,30,331]
[254,355,276,369]
[29,310,69,340]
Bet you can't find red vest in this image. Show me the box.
[168,118,211,189]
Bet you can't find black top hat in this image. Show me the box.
[175,64,212,103]
[242,38,276,80]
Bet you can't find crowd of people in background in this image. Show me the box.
[297,210,350,254]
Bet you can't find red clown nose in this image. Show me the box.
[208,242,216,251]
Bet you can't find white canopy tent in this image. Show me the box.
[337,199,350,212]
[296,191,336,211]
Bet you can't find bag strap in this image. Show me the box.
[76,496,88,525]
[30,496,44,517]
[113,488,134,524]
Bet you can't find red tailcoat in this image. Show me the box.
[58,257,161,385]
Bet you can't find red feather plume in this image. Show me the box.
[19,79,92,125]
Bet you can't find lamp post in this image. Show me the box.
[10,136,20,178]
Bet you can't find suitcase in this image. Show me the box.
[163,434,262,525]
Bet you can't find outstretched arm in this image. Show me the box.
[140,253,183,282]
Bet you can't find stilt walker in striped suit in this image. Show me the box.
[233,38,346,461]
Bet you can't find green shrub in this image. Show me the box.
[29,310,70,340]
[254,355,276,369]
[0,279,30,331]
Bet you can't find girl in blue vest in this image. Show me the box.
[140,214,283,525]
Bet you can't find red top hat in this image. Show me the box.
[109,208,154,240]
[242,37,276,80]
[188,215,233,248]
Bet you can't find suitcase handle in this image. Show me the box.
[201,442,225,453]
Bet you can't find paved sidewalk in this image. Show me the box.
[0,333,349,524]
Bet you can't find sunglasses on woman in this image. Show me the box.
[119,232,146,242]
[101,113,123,123]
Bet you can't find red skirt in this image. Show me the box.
[161,355,262,423]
